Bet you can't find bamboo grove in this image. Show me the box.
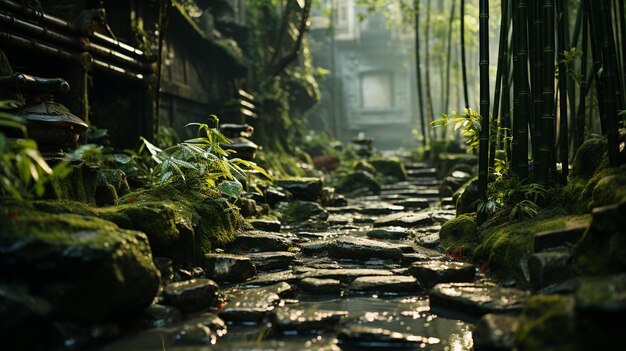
[489,0,625,184]
[411,0,625,219]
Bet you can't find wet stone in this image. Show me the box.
[328,236,403,261]
[298,268,394,282]
[430,283,529,315]
[299,240,329,256]
[153,257,174,283]
[174,323,217,346]
[357,204,405,216]
[228,231,293,252]
[366,227,412,240]
[271,307,348,333]
[407,168,438,178]
[337,325,440,349]
[393,198,430,210]
[528,252,574,291]
[353,215,377,224]
[415,232,440,248]
[142,304,182,327]
[249,251,296,271]
[244,270,299,286]
[248,219,282,233]
[402,252,442,266]
[163,279,219,312]
[274,178,323,202]
[349,275,419,293]
[575,274,626,317]
[472,314,517,351]
[204,253,256,283]
[300,278,342,294]
[373,211,434,228]
[218,282,293,323]
[409,261,476,288]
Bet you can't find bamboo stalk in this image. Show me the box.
[538,0,556,183]
[490,0,510,170]
[574,1,588,151]
[556,0,569,183]
[414,0,427,147]
[0,11,88,50]
[0,30,92,69]
[512,0,530,180]
[588,0,607,133]
[460,0,469,109]
[479,0,490,214]
[531,0,543,178]
[599,0,620,166]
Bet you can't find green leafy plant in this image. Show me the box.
[139,116,271,200]
[0,103,71,200]
[430,108,482,152]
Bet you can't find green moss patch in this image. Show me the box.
[514,295,577,351]
[438,214,479,256]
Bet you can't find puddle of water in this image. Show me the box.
[98,295,472,351]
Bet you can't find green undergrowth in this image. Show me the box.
[473,211,591,282]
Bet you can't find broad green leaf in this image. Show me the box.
[218,180,243,198]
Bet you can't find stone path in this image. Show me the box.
[99,163,526,351]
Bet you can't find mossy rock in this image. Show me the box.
[276,201,329,223]
[570,138,608,180]
[95,183,119,206]
[352,160,376,174]
[370,158,408,181]
[0,210,160,324]
[334,171,381,196]
[46,163,99,204]
[438,214,479,255]
[114,179,245,263]
[574,201,626,276]
[454,176,479,215]
[97,202,179,257]
[474,213,591,282]
[514,295,577,351]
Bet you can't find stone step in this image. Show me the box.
[533,225,587,252]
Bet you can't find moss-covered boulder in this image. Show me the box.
[514,295,577,351]
[370,158,408,181]
[454,176,479,215]
[474,213,590,282]
[0,211,160,325]
[438,214,479,255]
[574,201,626,276]
[353,160,376,174]
[94,169,132,206]
[334,171,381,196]
[561,138,626,213]
[110,179,245,263]
[98,202,180,257]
